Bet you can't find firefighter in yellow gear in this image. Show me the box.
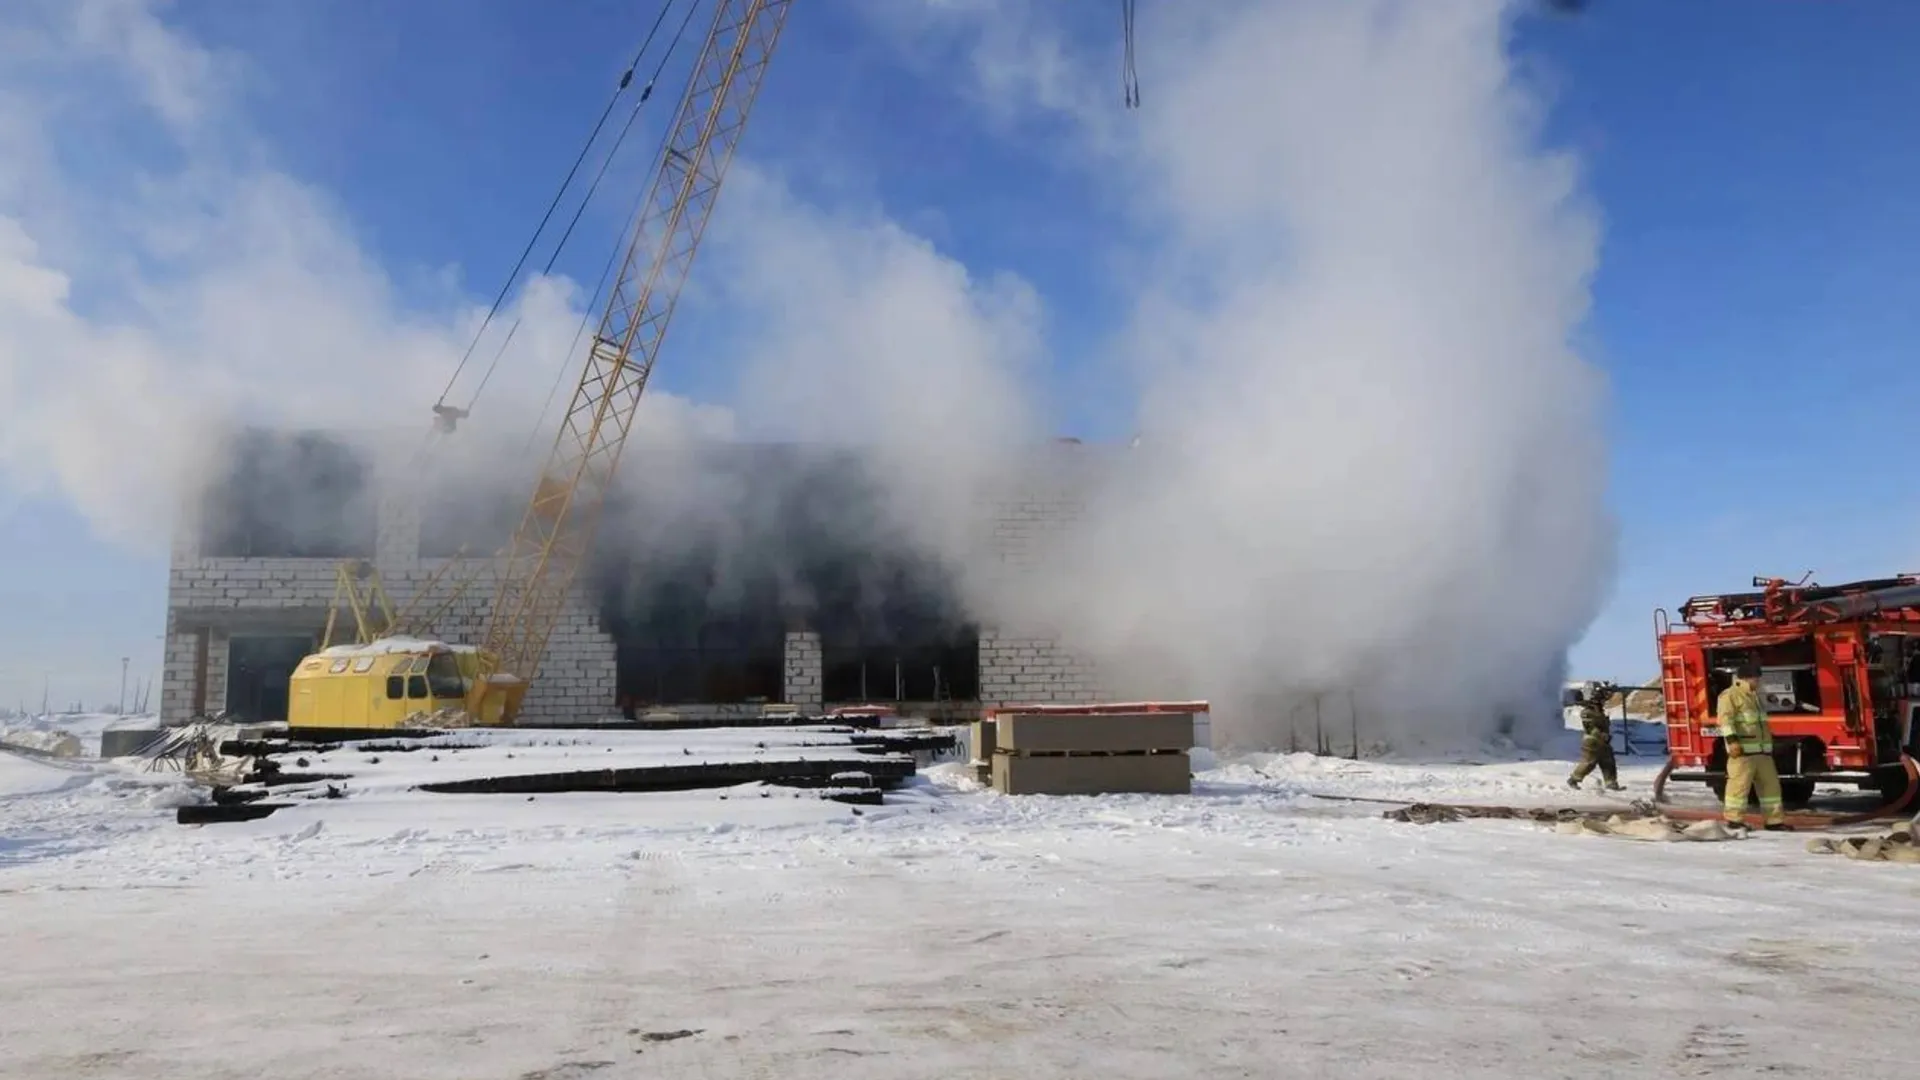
[1716,660,1788,830]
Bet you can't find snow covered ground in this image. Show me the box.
[5,733,1920,1079]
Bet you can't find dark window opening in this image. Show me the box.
[223,634,314,723]
[607,550,789,709]
[594,444,981,711]
[385,675,404,700]
[200,429,376,558]
[811,544,977,704]
[426,652,466,698]
[822,630,979,703]
[619,638,785,708]
[406,675,428,700]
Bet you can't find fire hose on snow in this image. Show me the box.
[1651,752,1920,830]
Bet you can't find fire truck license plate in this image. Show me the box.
[1701,726,1721,737]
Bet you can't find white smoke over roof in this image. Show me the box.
[834,0,1617,748]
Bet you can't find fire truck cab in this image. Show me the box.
[1657,575,1920,809]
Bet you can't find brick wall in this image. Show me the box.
[978,632,1104,708]
[160,555,336,723]
[160,626,197,723]
[975,444,1114,708]
[376,562,618,723]
[161,474,620,724]
[782,630,822,713]
[160,624,231,723]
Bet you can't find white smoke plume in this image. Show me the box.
[857,0,1616,750]
[0,0,720,545]
[703,168,1048,600]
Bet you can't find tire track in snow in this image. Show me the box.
[564,846,690,1066]
[1211,817,1917,1074]
[678,849,835,1080]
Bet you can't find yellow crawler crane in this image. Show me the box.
[320,560,396,650]
[287,0,794,729]
[289,560,503,729]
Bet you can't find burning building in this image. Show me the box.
[160,429,1112,725]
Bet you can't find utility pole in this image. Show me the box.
[119,657,129,714]
[1348,689,1360,760]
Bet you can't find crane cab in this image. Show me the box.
[288,637,515,730]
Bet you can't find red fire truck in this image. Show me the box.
[1656,574,1920,810]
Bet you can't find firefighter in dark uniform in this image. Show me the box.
[1567,682,1624,791]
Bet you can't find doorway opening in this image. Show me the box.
[225,634,315,723]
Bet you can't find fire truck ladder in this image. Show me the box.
[1653,608,1695,750]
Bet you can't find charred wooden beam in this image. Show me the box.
[177,802,287,824]
[209,787,270,805]
[280,727,445,744]
[246,771,354,788]
[770,770,878,790]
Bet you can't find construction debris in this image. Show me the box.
[403,707,470,730]
[1805,822,1920,863]
[140,721,260,785]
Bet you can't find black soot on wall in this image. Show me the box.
[591,444,979,712]
[199,428,377,559]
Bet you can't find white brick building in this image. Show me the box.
[160,432,1113,725]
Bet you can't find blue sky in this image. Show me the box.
[1,0,1916,711]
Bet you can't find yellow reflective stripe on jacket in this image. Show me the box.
[1715,683,1773,754]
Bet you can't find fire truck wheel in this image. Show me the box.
[1873,765,1912,802]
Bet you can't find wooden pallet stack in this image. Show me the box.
[974,706,1197,796]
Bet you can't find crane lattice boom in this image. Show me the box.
[482,0,793,700]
